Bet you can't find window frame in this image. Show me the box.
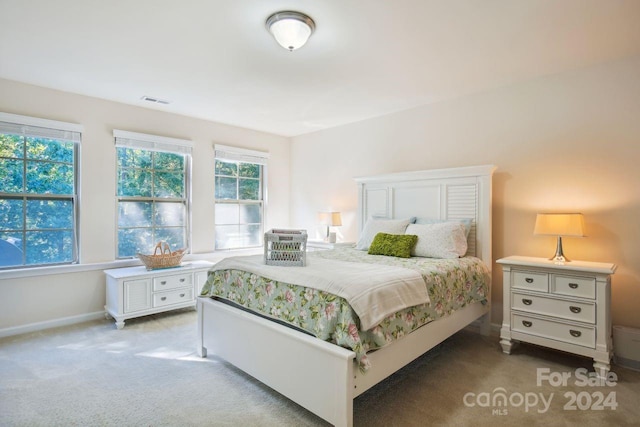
[214,144,269,251]
[0,112,82,269]
[114,130,192,259]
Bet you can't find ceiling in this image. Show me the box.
[1,1,640,137]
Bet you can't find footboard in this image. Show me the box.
[197,296,357,427]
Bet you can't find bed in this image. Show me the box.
[197,164,496,426]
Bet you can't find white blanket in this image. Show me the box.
[210,254,429,330]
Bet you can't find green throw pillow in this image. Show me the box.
[368,232,418,258]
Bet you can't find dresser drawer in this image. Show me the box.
[553,275,596,299]
[512,292,595,324]
[512,313,595,348]
[153,288,194,307]
[512,270,549,292]
[153,273,192,292]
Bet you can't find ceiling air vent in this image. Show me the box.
[141,96,171,105]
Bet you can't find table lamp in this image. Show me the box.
[318,211,342,243]
[534,213,585,264]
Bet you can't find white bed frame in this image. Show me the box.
[197,165,496,426]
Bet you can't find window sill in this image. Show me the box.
[0,259,142,280]
[0,248,263,280]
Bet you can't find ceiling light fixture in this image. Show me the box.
[266,11,315,51]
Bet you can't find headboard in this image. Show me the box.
[355,165,496,267]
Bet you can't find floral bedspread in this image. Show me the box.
[200,247,489,372]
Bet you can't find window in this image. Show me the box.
[0,112,82,269]
[214,145,268,250]
[115,130,192,258]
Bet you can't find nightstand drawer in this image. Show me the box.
[512,313,595,348]
[553,275,596,299]
[512,271,549,292]
[512,292,595,324]
[153,288,194,307]
[153,273,192,291]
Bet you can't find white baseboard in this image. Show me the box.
[464,319,501,337]
[1,311,502,341]
[0,311,105,339]
[614,355,640,372]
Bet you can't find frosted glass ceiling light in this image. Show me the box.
[266,11,315,51]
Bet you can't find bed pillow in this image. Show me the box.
[356,218,412,251]
[414,218,473,238]
[406,222,467,259]
[368,233,418,258]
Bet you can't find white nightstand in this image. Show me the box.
[104,260,213,329]
[306,240,355,252]
[498,256,616,378]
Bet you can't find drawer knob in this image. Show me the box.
[522,299,533,306]
[568,283,579,289]
[570,306,582,314]
[180,293,185,297]
[180,278,185,282]
[525,278,534,283]
[161,281,167,285]
[161,296,167,301]
[522,320,532,327]
[570,330,582,338]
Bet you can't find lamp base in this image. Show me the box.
[550,255,569,265]
[550,236,570,264]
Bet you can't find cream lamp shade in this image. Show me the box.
[534,213,585,263]
[318,211,342,242]
[318,211,342,227]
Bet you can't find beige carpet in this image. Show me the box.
[1,309,638,426]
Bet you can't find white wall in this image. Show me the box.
[0,79,290,332]
[290,55,640,329]
[3,55,639,335]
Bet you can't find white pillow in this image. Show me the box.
[356,218,412,251]
[414,218,473,238]
[406,222,468,259]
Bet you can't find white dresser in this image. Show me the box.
[104,260,213,329]
[498,256,616,378]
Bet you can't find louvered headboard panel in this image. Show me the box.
[446,183,478,257]
[355,165,496,267]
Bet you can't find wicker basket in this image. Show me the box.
[137,241,186,270]
[264,229,307,267]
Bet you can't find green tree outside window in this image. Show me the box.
[214,159,263,250]
[116,147,188,258]
[0,133,78,268]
